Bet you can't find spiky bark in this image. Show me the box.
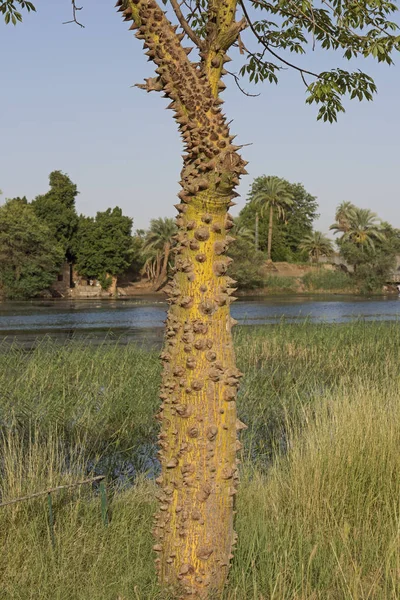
[117,0,247,596]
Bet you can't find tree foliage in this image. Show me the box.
[142,217,177,289]
[32,171,79,261]
[74,207,133,287]
[300,230,334,262]
[251,175,294,260]
[239,176,319,261]
[331,205,385,249]
[0,198,64,299]
[0,0,35,25]
[253,176,294,220]
[227,235,265,288]
[333,201,357,233]
[144,217,177,253]
[332,204,400,292]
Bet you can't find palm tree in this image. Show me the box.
[331,201,357,234]
[253,176,294,261]
[331,206,385,250]
[300,231,334,263]
[231,218,255,244]
[341,208,385,249]
[143,217,177,290]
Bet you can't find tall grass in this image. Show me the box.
[233,385,400,599]
[3,321,400,471]
[302,269,354,292]
[263,274,298,292]
[0,428,159,600]
[0,338,161,478]
[2,323,400,597]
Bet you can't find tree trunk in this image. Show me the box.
[156,190,245,596]
[109,274,118,296]
[155,241,171,291]
[104,273,118,295]
[151,253,162,290]
[267,204,274,261]
[117,1,248,597]
[151,52,247,600]
[255,212,259,252]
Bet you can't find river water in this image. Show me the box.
[1,294,400,347]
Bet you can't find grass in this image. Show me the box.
[0,339,161,477]
[302,269,355,292]
[263,274,298,292]
[2,322,400,598]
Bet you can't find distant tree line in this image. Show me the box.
[226,178,400,292]
[227,175,320,288]
[1,172,399,299]
[0,172,134,299]
[330,202,400,293]
[0,171,181,299]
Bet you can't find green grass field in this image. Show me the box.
[1,321,400,598]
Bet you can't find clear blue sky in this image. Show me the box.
[1,0,399,234]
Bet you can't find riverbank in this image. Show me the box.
[120,264,362,298]
[83,266,399,298]
[2,262,395,301]
[1,322,400,598]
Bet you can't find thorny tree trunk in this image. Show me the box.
[117,0,248,597]
[267,204,273,262]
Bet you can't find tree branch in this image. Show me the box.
[201,0,245,97]
[226,69,260,96]
[118,0,247,204]
[63,0,85,28]
[169,0,204,49]
[120,0,204,104]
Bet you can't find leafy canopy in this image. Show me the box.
[332,202,400,291]
[1,0,35,25]
[4,0,400,121]
[299,230,334,260]
[74,207,133,286]
[143,217,177,253]
[239,176,319,261]
[0,197,64,299]
[253,176,294,220]
[331,205,385,249]
[32,171,79,262]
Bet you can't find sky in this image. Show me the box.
[1,0,399,235]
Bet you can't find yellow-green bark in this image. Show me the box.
[117,0,247,596]
[155,197,245,597]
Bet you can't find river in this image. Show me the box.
[1,294,400,347]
